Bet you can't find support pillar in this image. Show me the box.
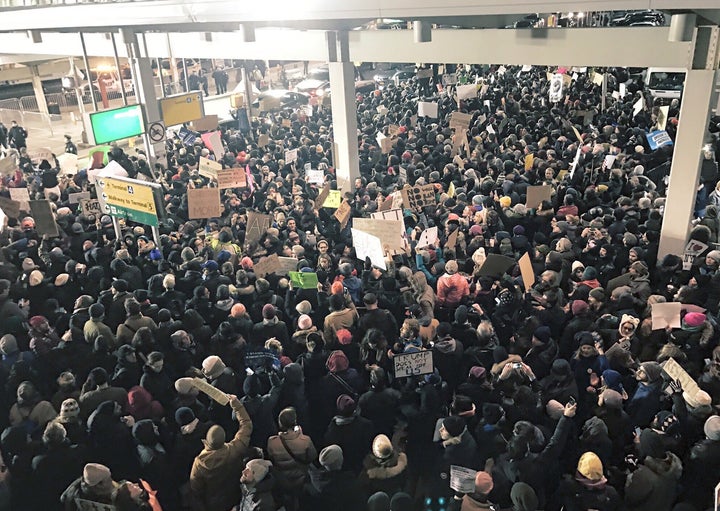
[30,64,49,116]
[657,69,717,260]
[327,31,359,194]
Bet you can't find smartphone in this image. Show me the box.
[512,362,523,369]
[568,396,576,406]
[634,427,642,436]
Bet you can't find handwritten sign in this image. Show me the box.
[450,466,477,493]
[662,357,701,403]
[187,187,221,219]
[217,167,247,189]
[525,185,553,208]
[334,199,352,229]
[285,148,298,164]
[646,130,673,151]
[306,169,324,185]
[200,131,224,158]
[418,101,439,119]
[289,271,318,290]
[277,256,298,275]
[198,157,221,179]
[323,190,342,209]
[393,350,433,377]
[353,217,405,254]
[352,228,386,270]
[254,254,280,278]
[80,198,102,218]
[417,226,438,248]
[68,191,91,204]
[519,252,535,292]
[683,239,709,270]
[450,112,473,130]
[191,377,230,405]
[8,187,29,212]
[0,197,20,219]
[652,302,681,330]
[315,183,331,210]
[29,147,54,165]
[29,200,59,237]
[456,84,478,101]
[417,68,433,79]
[245,211,271,247]
[401,184,436,211]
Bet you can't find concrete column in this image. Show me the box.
[658,69,717,260]
[327,31,359,193]
[30,64,49,116]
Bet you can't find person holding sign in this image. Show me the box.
[189,394,252,511]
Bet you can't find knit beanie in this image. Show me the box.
[230,303,246,317]
[474,471,494,494]
[205,425,226,449]
[319,444,344,471]
[175,407,196,427]
[298,314,313,330]
[245,459,272,482]
[571,300,589,315]
[372,434,394,459]
[60,398,80,419]
[704,415,720,441]
[442,416,466,438]
[0,334,18,355]
[577,452,603,481]
[295,300,312,315]
[202,356,226,379]
[83,463,112,487]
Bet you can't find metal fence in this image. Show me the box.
[0,108,58,136]
[0,89,132,113]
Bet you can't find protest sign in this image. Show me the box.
[217,167,247,189]
[8,187,30,212]
[525,185,553,208]
[446,229,459,250]
[657,105,669,131]
[245,211,271,247]
[450,466,477,494]
[44,186,61,200]
[592,72,604,86]
[0,197,20,219]
[353,217,405,254]
[450,112,473,130]
[603,154,617,170]
[456,84,478,101]
[187,187,221,219]
[198,156,221,179]
[633,96,644,116]
[334,200,352,229]
[549,73,564,102]
[191,378,229,405]
[190,115,219,132]
[289,271,319,290]
[285,148,298,164]
[401,184,436,211]
[352,228,386,270]
[306,169,324,185]
[29,147,54,165]
[253,254,280,278]
[56,153,78,175]
[646,130,673,151]
[662,357,702,403]
[29,200,58,237]
[651,302,682,330]
[323,190,342,209]
[524,154,534,171]
[277,256,298,275]
[417,68,433,79]
[418,101,439,119]
[478,254,516,277]
[315,183,332,210]
[607,272,632,294]
[417,226,438,248]
[683,239,708,270]
[393,350,433,377]
[68,191,91,205]
[80,198,102,218]
[200,131,224,158]
[518,252,535,292]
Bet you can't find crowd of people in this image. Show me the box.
[0,62,719,511]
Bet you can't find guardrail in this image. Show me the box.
[0,108,57,136]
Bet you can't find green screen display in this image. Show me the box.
[90,104,145,145]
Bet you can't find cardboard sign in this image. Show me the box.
[289,271,319,290]
[525,185,553,208]
[646,130,673,151]
[456,84,477,100]
[592,72,604,86]
[417,226,438,248]
[450,466,477,494]
[0,196,20,219]
[323,190,342,209]
[315,183,331,211]
[245,211,271,247]
[253,254,279,278]
[657,105,669,131]
[200,131,224,158]
[334,199,352,229]
[198,157,222,179]
[8,187,30,212]
[56,153,78,175]
[477,254,516,277]
[217,167,247,189]
[352,228,386,270]
[418,101,439,119]
[442,73,457,85]
[662,357,702,404]
[29,147,54,165]
[190,115,219,132]
[393,350,433,377]
[68,191,91,205]
[652,302,682,330]
[80,198,102,218]
[285,148,298,164]
[683,240,708,270]
[277,256,298,275]
[0,157,17,177]
[446,229,459,250]
[417,68,433,79]
[518,252,535,292]
[450,112,473,130]
[191,377,229,405]
[258,133,270,147]
[524,154,534,171]
[353,217,405,254]
[401,184,436,211]
[633,96,645,117]
[29,200,58,237]
[187,187,221,219]
[549,73,564,102]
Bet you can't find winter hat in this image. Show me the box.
[601,369,624,393]
[589,287,606,302]
[278,407,297,430]
[469,366,486,381]
[372,434,394,459]
[684,389,712,409]
[683,312,706,328]
[619,314,640,331]
[582,267,598,280]
[367,492,391,511]
[639,362,662,383]
[474,471,494,495]
[706,250,720,263]
[295,300,312,315]
[577,452,603,481]
[704,415,720,440]
[532,326,551,344]
[0,335,18,355]
[482,403,504,425]
[576,332,595,347]
[298,314,313,330]
[571,261,585,273]
[319,444,344,471]
[510,482,539,511]
[202,260,218,272]
[89,303,105,319]
[445,260,458,274]
[262,304,276,319]
[336,394,356,416]
[245,459,272,482]
[60,398,80,419]
[326,350,349,373]
[22,258,37,272]
[57,371,76,388]
[653,411,680,435]
[202,355,227,379]
[571,300,589,315]
[499,196,512,208]
[600,389,623,409]
[175,407,196,427]
[336,329,353,345]
[175,377,197,395]
[29,270,43,287]
[230,303,246,317]
[442,416,466,438]
[630,260,649,276]
[83,463,112,487]
[205,425,226,449]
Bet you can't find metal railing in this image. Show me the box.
[0,108,57,136]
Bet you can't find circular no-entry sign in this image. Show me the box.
[148,121,166,143]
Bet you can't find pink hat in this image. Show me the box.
[298,314,312,330]
[474,471,494,494]
[240,257,253,270]
[684,312,706,328]
[230,304,246,317]
[336,329,352,345]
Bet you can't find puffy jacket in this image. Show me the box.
[437,273,470,306]
[267,428,317,491]
[624,453,682,511]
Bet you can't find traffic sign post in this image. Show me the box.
[95,175,161,227]
[148,121,166,143]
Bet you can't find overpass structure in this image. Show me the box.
[0,0,719,259]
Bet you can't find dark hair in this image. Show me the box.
[89,367,109,386]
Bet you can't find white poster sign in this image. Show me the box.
[351,228,386,270]
[417,101,439,119]
[393,350,433,377]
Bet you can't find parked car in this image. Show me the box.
[294,78,330,98]
[252,89,309,111]
[391,68,416,86]
[374,65,415,88]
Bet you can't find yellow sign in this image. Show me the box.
[159,92,204,127]
[100,176,157,216]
